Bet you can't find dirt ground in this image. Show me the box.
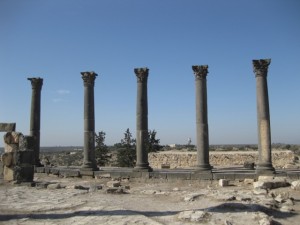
[0,173,300,225]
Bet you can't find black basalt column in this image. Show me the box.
[253,59,275,174]
[81,72,98,171]
[192,66,212,172]
[134,68,152,172]
[28,77,43,166]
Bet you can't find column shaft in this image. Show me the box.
[192,66,212,171]
[253,59,274,173]
[28,77,43,166]
[134,68,152,172]
[81,72,98,171]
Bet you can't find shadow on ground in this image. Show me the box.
[0,203,296,222]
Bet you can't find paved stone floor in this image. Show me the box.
[1,173,300,225]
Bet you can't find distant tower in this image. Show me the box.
[187,138,192,146]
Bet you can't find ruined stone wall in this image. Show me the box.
[148,150,294,169]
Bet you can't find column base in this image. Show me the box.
[195,164,212,172]
[256,163,275,175]
[81,162,99,171]
[133,163,153,172]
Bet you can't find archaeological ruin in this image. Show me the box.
[1,58,299,183]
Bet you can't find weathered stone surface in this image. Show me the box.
[106,187,125,194]
[291,180,300,190]
[219,179,229,187]
[244,178,255,184]
[3,166,14,181]
[177,210,211,222]
[1,152,14,167]
[148,150,294,169]
[184,193,203,202]
[0,123,16,132]
[47,183,63,189]
[107,180,121,188]
[253,181,273,189]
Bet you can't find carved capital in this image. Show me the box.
[28,77,43,90]
[81,71,97,86]
[134,68,149,83]
[192,65,209,80]
[253,59,271,77]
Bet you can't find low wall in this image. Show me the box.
[148,150,294,169]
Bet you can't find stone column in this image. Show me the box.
[253,59,274,173]
[28,77,43,166]
[192,66,212,172]
[134,68,152,172]
[81,72,98,171]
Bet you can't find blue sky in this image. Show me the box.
[0,0,299,147]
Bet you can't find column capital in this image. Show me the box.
[81,71,97,86]
[192,65,209,80]
[28,77,43,90]
[253,59,271,77]
[134,67,149,83]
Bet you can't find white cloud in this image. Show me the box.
[57,89,70,95]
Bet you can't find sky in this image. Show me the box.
[0,0,299,147]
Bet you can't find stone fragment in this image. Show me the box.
[258,176,274,181]
[184,193,202,202]
[89,184,103,192]
[107,180,121,188]
[141,190,157,195]
[106,187,124,194]
[259,217,273,225]
[47,183,62,189]
[279,205,294,213]
[291,180,300,190]
[244,179,255,184]
[177,210,210,222]
[284,163,299,169]
[224,220,233,225]
[253,188,267,195]
[253,181,273,189]
[219,179,229,187]
[173,187,180,191]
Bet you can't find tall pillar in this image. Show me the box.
[28,77,43,166]
[81,71,98,171]
[134,68,152,172]
[192,65,212,171]
[253,59,274,173]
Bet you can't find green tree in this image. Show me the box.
[146,130,161,153]
[95,131,110,166]
[116,128,136,167]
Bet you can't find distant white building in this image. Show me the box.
[168,144,178,148]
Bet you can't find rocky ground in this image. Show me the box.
[1,173,300,225]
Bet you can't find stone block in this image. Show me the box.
[107,180,121,188]
[219,179,229,187]
[106,187,124,194]
[1,152,14,167]
[80,170,94,177]
[60,169,80,178]
[50,168,60,175]
[258,176,274,181]
[149,172,167,179]
[35,167,45,173]
[3,166,14,181]
[253,181,273,189]
[4,143,18,152]
[14,165,34,182]
[94,171,111,179]
[0,123,16,132]
[291,180,300,190]
[167,172,191,180]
